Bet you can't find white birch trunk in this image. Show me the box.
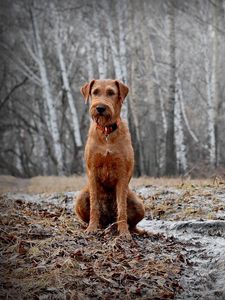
[116,0,128,121]
[179,91,199,143]
[174,77,187,173]
[34,99,49,175]
[54,28,82,148]
[105,1,128,121]
[165,2,177,176]
[95,36,107,79]
[149,40,167,135]
[92,1,107,79]
[142,0,168,174]
[85,17,95,81]
[149,38,167,172]
[15,141,23,173]
[128,1,146,174]
[86,39,95,80]
[211,5,219,167]
[116,0,127,83]
[31,8,64,175]
[106,14,123,80]
[203,32,216,167]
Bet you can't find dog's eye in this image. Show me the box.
[106,89,115,96]
[92,89,99,96]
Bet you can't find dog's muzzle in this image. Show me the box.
[96,105,106,114]
[90,102,114,126]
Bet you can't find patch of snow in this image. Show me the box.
[4,191,79,213]
[139,219,225,300]
[135,186,183,200]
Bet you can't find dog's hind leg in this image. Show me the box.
[127,189,145,231]
[74,185,90,224]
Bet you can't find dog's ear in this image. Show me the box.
[115,80,129,103]
[80,80,95,103]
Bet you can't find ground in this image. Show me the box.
[0,176,225,299]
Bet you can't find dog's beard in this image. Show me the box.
[90,106,112,127]
[92,113,112,127]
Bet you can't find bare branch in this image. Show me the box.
[0,77,28,111]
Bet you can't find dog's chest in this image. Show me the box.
[91,147,120,184]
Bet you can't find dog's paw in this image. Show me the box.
[85,224,99,233]
[130,227,147,236]
[119,230,132,241]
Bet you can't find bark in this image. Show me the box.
[116,0,127,83]
[174,77,187,174]
[180,92,199,144]
[54,20,82,148]
[141,2,157,176]
[0,77,28,111]
[93,0,107,79]
[144,3,167,174]
[129,0,145,175]
[165,1,177,176]
[86,39,95,80]
[212,0,220,167]
[34,99,49,175]
[105,1,128,120]
[203,30,216,168]
[30,7,64,175]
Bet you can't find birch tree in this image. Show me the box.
[104,0,128,120]
[204,36,216,168]
[143,0,168,174]
[53,7,82,149]
[128,0,146,175]
[165,1,177,176]
[92,1,108,79]
[174,77,187,174]
[202,20,216,168]
[29,6,64,174]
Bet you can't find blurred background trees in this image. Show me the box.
[0,0,225,177]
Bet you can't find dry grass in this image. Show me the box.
[130,176,217,188]
[0,195,185,299]
[0,175,221,194]
[0,175,87,194]
[28,175,87,193]
[1,174,225,299]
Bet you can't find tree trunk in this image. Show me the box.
[128,0,145,175]
[174,77,187,174]
[54,25,82,148]
[165,1,177,176]
[93,0,108,79]
[203,30,216,168]
[105,1,128,121]
[31,7,64,175]
[143,0,167,174]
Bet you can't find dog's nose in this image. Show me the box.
[96,105,106,114]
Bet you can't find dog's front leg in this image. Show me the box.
[116,182,132,239]
[86,177,99,233]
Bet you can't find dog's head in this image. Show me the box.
[80,79,129,126]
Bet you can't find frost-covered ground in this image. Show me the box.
[140,219,225,300]
[137,184,225,299]
[1,182,225,299]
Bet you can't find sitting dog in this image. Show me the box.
[75,79,145,239]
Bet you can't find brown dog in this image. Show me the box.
[75,79,145,239]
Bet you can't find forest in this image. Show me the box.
[0,0,225,177]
